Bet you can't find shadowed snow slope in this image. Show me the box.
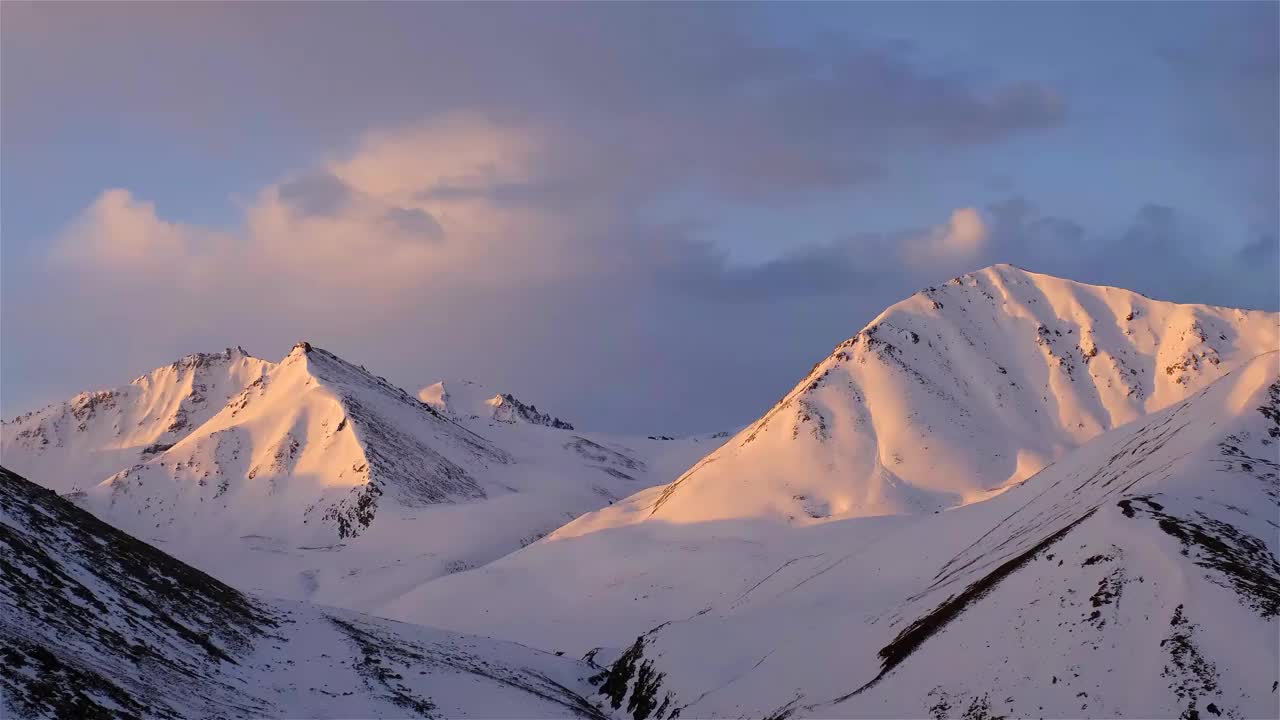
[0,466,611,719]
[640,264,1276,524]
[1,347,272,493]
[395,352,1280,720]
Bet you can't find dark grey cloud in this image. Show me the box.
[645,229,872,303]
[637,196,1276,318]
[2,4,1065,203]
[381,207,444,242]
[1238,233,1278,267]
[1160,3,1279,226]
[277,173,354,217]
[978,199,1277,312]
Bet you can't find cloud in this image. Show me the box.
[33,85,1273,435]
[3,5,1066,205]
[937,207,989,255]
[901,207,989,265]
[380,207,444,241]
[5,4,1271,434]
[34,121,984,435]
[274,171,445,242]
[54,189,187,267]
[1160,3,1279,226]
[30,156,1279,437]
[276,173,354,218]
[1237,233,1278,267]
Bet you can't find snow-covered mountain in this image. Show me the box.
[641,264,1277,524]
[371,267,1278,717]
[1,347,272,493]
[0,465,612,719]
[6,265,1277,720]
[568,351,1280,720]
[84,341,510,543]
[384,352,1280,720]
[419,379,575,429]
[1,342,718,608]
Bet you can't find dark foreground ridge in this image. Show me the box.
[0,465,615,719]
[0,464,277,718]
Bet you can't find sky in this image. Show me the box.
[2,2,1277,434]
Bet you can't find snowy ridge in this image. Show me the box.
[398,354,1279,719]
[3,342,719,607]
[419,379,574,430]
[646,264,1278,524]
[0,466,613,719]
[1,347,272,493]
[81,341,508,543]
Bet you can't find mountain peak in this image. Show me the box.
[83,342,509,542]
[282,342,432,415]
[129,345,261,385]
[419,379,574,430]
[645,270,1278,524]
[3,349,274,493]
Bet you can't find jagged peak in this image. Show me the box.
[128,346,262,387]
[821,263,1272,363]
[171,345,257,368]
[3,347,267,425]
[277,342,431,415]
[419,379,574,430]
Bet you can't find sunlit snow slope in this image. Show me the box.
[1,347,272,493]
[644,264,1277,524]
[572,352,1280,720]
[2,342,718,608]
[84,341,509,543]
[380,267,1277,669]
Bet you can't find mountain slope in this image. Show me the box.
[82,341,509,543]
[9,342,719,609]
[645,264,1277,524]
[1,347,272,493]
[401,353,1279,720]
[580,351,1280,720]
[0,465,613,719]
[378,268,1276,669]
